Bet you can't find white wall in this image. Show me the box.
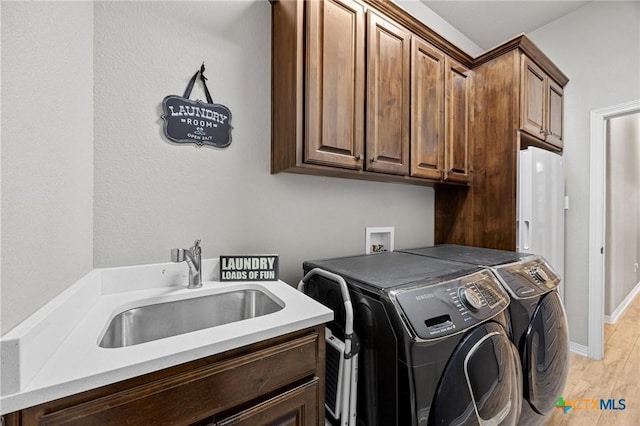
[0,0,435,336]
[93,2,434,285]
[1,2,94,334]
[605,113,640,316]
[393,0,484,56]
[529,1,640,345]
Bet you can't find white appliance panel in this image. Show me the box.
[518,147,565,300]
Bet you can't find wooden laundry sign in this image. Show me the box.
[220,255,279,282]
[161,64,233,148]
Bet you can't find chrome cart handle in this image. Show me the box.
[298,268,355,336]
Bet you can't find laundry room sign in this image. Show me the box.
[161,64,233,148]
[220,255,279,281]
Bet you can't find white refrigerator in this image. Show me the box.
[517,146,566,300]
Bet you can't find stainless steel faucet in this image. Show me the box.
[171,239,202,289]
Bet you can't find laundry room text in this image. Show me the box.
[220,255,279,282]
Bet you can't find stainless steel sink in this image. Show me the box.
[99,289,284,348]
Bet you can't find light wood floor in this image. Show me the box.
[545,293,640,425]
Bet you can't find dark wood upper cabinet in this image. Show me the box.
[365,11,411,176]
[410,37,445,180]
[521,56,547,137]
[271,0,475,186]
[435,38,568,251]
[546,78,564,148]
[271,0,567,202]
[410,39,470,184]
[521,55,564,149]
[444,57,471,183]
[305,0,365,170]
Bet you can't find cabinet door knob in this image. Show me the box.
[357,154,364,160]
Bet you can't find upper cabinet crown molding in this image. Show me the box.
[473,34,569,86]
[361,0,474,67]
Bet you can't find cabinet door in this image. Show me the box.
[410,37,445,180]
[366,11,411,175]
[216,379,319,426]
[23,334,320,425]
[546,78,564,148]
[521,56,546,139]
[444,57,471,183]
[305,0,365,169]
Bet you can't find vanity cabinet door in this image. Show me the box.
[216,379,319,426]
[13,328,324,426]
[366,11,411,176]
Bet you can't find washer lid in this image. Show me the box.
[303,251,480,291]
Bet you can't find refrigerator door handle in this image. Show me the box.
[523,220,531,250]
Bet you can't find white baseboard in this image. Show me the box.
[604,281,640,324]
[570,342,588,357]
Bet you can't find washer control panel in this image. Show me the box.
[495,257,561,299]
[392,269,510,341]
[459,287,483,312]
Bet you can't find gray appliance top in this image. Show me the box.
[399,245,560,299]
[303,251,481,291]
[399,244,530,266]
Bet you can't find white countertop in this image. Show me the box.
[0,259,333,414]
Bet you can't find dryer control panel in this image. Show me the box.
[495,257,561,299]
[391,269,510,341]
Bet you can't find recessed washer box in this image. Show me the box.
[365,227,395,254]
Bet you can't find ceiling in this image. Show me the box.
[420,1,591,51]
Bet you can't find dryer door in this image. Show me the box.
[523,291,569,414]
[428,322,522,426]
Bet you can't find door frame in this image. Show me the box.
[588,99,640,360]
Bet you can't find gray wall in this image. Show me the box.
[605,113,640,316]
[1,2,94,334]
[529,1,640,345]
[1,0,449,336]
[92,1,434,285]
[5,0,637,346]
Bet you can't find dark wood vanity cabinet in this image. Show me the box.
[4,326,325,426]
